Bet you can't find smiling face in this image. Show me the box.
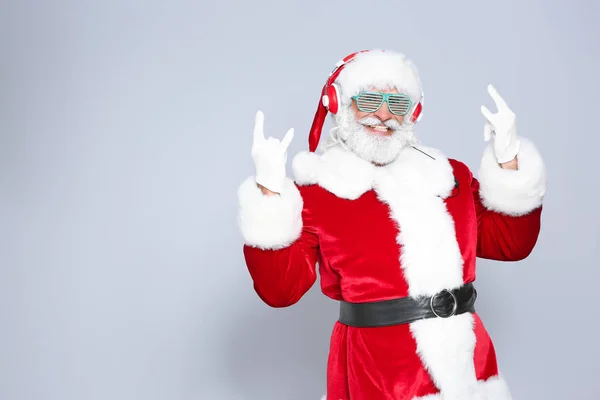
[350,87,406,137]
[332,86,417,166]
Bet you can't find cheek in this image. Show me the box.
[351,102,368,120]
[354,109,369,120]
[355,112,368,120]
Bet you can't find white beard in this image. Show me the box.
[326,105,418,165]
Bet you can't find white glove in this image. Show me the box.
[251,110,294,194]
[480,84,520,164]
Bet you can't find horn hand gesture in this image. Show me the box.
[481,84,520,165]
[252,110,294,194]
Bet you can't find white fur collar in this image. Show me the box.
[292,144,455,199]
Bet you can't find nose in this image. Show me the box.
[374,100,393,121]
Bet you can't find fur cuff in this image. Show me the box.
[237,176,303,250]
[478,137,547,216]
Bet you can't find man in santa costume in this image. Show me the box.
[237,49,546,399]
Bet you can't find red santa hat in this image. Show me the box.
[308,49,424,152]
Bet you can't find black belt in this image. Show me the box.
[339,283,477,327]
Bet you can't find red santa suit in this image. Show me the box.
[237,50,546,400]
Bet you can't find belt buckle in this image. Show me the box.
[430,289,458,318]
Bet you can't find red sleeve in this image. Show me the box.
[472,177,542,261]
[243,229,319,307]
[237,177,320,308]
[473,137,547,262]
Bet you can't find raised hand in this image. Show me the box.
[252,110,294,194]
[480,84,520,164]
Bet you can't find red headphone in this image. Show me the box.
[308,50,424,152]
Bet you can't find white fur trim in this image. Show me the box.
[409,314,478,399]
[478,136,547,216]
[371,144,483,398]
[294,143,494,398]
[292,146,376,200]
[386,145,456,199]
[237,176,303,249]
[412,374,513,400]
[335,49,423,106]
[292,145,454,200]
[311,144,511,399]
[373,155,463,296]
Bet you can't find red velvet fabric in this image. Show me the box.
[243,158,542,399]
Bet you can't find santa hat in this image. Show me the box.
[308,49,423,152]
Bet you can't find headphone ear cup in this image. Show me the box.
[325,83,341,115]
[410,91,424,123]
[410,102,423,123]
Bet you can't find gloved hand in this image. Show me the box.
[252,110,294,194]
[480,84,520,164]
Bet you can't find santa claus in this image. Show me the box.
[237,49,546,399]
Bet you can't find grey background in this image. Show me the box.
[1,0,598,399]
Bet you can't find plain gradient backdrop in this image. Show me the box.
[1,0,599,399]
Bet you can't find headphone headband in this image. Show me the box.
[326,50,370,87]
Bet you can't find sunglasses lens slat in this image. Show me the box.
[388,95,411,115]
[353,92,413,115]
[356,92,384,112]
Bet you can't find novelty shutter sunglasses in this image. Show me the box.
[351,91,413,116]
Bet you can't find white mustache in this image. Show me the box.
[358,116,403,131]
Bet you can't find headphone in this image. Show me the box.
[308,49,424,152]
